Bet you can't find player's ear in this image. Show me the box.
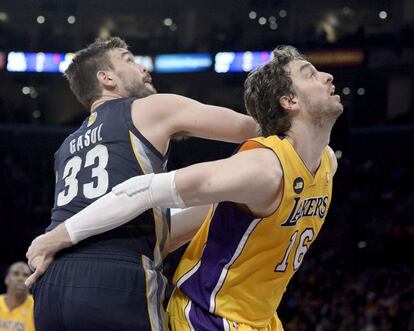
[280,95,299,113]
[96,70,116,89]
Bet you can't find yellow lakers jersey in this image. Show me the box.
[171,136,333,328]
[0,294,35,331]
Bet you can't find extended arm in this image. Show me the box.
[63,148,280,243]
[133,94,259,155]
[26,148,281,286]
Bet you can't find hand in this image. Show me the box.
[25,224,73,287]
[25,234,56,287]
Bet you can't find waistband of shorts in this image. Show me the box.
[56,250,151,265]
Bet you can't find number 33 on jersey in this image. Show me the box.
[50,98,168,227]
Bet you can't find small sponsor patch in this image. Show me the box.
[87,112,97,127]
[293,177,304,194]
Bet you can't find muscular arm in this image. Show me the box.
[66,148,280,241]
[26,148,281,286]
[132,94,259,155]
[174,148,281,210]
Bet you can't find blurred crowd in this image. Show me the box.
[279,251,414,331]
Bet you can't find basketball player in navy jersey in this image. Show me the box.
[28,45,343,331]
[26,37,258,331]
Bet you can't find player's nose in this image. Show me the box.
[136,63,148,74]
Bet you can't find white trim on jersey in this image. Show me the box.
[209,218,262,314]
[176,258,202,289]
[223,318,231,331]
[142,255,168,331]
[184,300,196,331]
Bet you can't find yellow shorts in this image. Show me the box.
[167,288,284,331]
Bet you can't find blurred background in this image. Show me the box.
[0,0,413,330]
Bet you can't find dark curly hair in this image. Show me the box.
[244,45,305,136]
[65,37,128,109]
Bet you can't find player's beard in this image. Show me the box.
[123,75,157,99]
[303,94,343,129]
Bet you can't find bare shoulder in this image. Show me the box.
[327,145,338,175]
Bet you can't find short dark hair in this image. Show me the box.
[243,45,305,136]
[6,261,29,276]
[65,37,128,109]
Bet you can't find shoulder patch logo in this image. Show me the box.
[293,177,304,194]
[87,112,97,127]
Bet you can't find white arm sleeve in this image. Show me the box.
[65,171,186,244]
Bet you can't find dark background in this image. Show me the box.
[0,0,413,330]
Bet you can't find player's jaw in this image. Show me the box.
[121,72,157,98]
[311,81,343,117]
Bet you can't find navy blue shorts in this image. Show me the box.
[32,254,168,331]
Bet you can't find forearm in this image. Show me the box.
[65,191,146,244]
[174,103,259,143]
[218,110,259,142]
[64,172,185,244]
[201,106,259,143]
[45,224,73,252]
[61,168,213,245]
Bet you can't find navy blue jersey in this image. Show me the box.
[47,97,170,265]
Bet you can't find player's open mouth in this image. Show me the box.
[329,86,340,100]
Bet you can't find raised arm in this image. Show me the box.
[132,94,259,155]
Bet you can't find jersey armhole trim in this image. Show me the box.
[124,98,168,163]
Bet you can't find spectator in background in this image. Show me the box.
[0,262,34,331]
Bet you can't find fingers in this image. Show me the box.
[25,268,41,288]
[25,254,54,288]
[27,254,39,274]
[25,258,50,287]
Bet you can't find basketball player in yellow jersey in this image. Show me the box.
[27,46,342,330]
[0,262,34,331]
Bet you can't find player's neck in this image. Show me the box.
[286,122,331,175]
[90,92,124,113]
[4,293,27,311]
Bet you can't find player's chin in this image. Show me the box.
[332,103,344,116]
[146,83,157,94]
[135,86,156,98]
[141,82,156,95]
